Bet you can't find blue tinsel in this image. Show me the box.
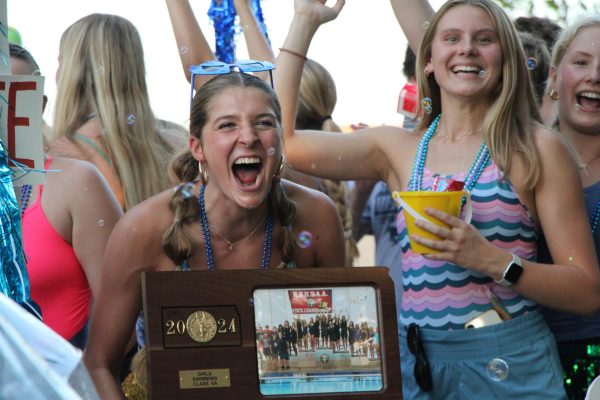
[208,0,237,63]
[0,139,40,319]
[208,0,270,63]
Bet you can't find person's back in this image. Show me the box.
[11,43,122,349]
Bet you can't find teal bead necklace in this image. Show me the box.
[408,114,490,203]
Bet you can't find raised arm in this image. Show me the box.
[276,0,389,182]
[234,0,275,63]
[390,0,434,53]
[166,0,215,87]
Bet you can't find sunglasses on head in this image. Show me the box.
[407,323,433,392]
[189,60,275,108]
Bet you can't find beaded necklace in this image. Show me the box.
[198,184,273,270]
[408,115,490,204]
[590,200,600,234]
[20,184,32,216]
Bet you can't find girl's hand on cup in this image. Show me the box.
[411,207,498,272]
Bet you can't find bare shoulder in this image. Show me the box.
[282,179,336,210]
[366,124,422,187]
[361,124,418,145]
[117,188,176,234]
[281,180,340,224]
[533,124,576,163]
[48,156,101,182]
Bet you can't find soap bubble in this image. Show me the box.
[296,231,314,249]
[486,358,509,381]
[527,57,538,70]
[127,114,137,125]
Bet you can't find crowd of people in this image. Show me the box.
[258,312,380,357]
[6,0,600,399]
[256,314,381,372]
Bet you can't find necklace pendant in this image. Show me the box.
[227,243,234,251]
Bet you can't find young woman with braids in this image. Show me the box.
[83,71,345,399]
[166,0,358,266]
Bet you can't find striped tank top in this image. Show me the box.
[397,161,539,330]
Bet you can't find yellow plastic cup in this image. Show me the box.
[393,191,468,254]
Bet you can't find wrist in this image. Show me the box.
[494,254,524,287]
[287,14,319,46]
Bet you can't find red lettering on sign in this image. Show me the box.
[6,81,37,168]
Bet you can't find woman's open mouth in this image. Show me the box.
[576,91,600,112]
[232,156,263,188]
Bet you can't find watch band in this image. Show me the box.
[494,254,524,287]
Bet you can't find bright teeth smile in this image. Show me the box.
[577,91,600,111]
[452,65,482,74]
[232,157,263,186]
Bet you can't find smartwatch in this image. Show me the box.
[494,254,524,287]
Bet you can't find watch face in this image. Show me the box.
[504,263,523,283]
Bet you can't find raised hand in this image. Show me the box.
[293,0,345,26]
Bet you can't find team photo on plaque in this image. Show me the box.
[252,286,384,396]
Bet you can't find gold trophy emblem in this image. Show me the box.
[186,311,218,343]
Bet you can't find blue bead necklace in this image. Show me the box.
[198,184,272,270]
[20,184,32,216]
[590,200,600,234]
[408,114,490,204]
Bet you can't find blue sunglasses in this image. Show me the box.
[189,60,275,108]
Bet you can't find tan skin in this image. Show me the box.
[22,156,122,301]
[84,85,345,399]
[276,0,600,315]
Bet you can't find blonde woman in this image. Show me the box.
[49,14,184,210]
[541,16,600,398]
[276,0,600,397]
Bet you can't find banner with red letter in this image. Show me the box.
[0,74,45,185]
[288,289,332,314]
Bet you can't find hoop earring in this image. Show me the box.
[273,157,285,182]
[549,89,559,100]
[199,161,209,185]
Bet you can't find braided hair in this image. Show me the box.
[162,72,297,268]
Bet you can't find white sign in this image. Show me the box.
[0,75,45,185]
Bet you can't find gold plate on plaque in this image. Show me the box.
[186,311,217,343]
[179,368,231,389]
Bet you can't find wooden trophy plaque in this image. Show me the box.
[142,267,402,399]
